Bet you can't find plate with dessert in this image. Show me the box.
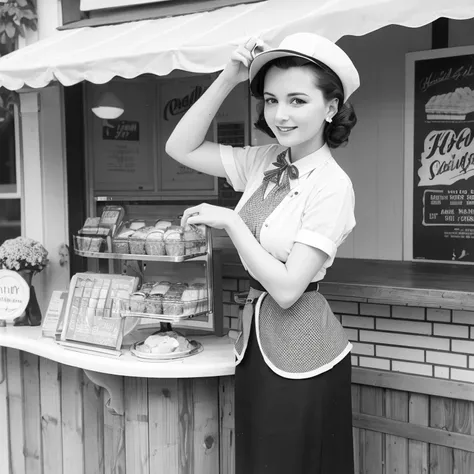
[130,329,203,361]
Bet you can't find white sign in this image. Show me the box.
[418,128,474,186]
[80,0,169,11]
[0,269,30,321]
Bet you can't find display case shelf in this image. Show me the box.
[74,248,207,262]
[122,308,210,323]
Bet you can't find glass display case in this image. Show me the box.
[64,206,218,361]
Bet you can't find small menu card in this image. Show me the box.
[42,290,68,338]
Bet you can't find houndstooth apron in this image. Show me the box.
[235,168,351,379]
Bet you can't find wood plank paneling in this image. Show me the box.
[61,366,85,474]
[430,397,454,474]
[360,386,385,474]
[178,379,194,474]
[408,394,429,474]
[0,347,10,474]
[352,367,474,402]
[452,400,474,474]
[22,352,42,474]
[353,413,474,452]
[385,390,408,474]
[83,372,104,474]
[3,349,474,474]
[352,385,361,474]
[219,376,235,474]
[125,377,149,474]
[103,379,126,474]
[148,378,180,474]
[39,358,63,474]
[6,349,25,474]
[192,378,219,474]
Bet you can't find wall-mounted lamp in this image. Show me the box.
[91,91,124,119]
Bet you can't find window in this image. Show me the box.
[0,43,21,244]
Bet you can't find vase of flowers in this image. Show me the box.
[0,236,48,326]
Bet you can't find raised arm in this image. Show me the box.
[165,38,260,178]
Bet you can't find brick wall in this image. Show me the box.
[222,276,474,384]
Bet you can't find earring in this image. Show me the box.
[326,117,333,123]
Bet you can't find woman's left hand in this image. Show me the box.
[181,203,237,231]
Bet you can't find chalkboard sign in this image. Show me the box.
[406,46,474,262]
[102,120,139,141]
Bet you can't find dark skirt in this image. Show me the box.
[235,318,354,474]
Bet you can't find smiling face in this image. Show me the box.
[263,65,338,160]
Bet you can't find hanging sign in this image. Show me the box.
[102,119,139,141]
[0,269,30,321]
[405,45,474,262]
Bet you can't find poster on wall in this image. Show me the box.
[89,82,155,193]
[405,46,474,263]
[159,77,217,191]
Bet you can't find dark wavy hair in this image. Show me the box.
[251,56,357,148]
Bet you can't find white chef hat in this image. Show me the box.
[249,32,360,102]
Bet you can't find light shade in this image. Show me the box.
[91,91,124,119]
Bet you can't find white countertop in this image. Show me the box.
[0,326,236,378]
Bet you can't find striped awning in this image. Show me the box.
[0,0,473,90]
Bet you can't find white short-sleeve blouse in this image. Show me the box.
[220,143,356,281]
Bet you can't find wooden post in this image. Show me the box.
[83,371,105,474]
[192,378,219,474]
[103,377,126,474]
[40,358,63,474]
[219,376,235,474]
[408,394,429,474]
[148,378,180,473]
[124,377,150,473]
[6,349,25,474]
[0,347,10,474]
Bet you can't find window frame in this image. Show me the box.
[0,105,24,236]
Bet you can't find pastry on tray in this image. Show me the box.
[129,226,156,254]
[144,295,163,315]
[183,224,206,255]
[181,285,200,314]
[154,220,172,230]
[145,229,166,256]
[129,292,146,312]
[137,331,191,355]
[112,229,135,254]
[192,283,207,312]
[164,226,185,257]
[129,219,146,230]
[140,282,156,296]
[149,281,172,296]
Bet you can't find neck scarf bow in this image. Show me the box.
[262,151,299,186]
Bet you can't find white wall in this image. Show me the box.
[18,1,70,312]
[327,20,474,261]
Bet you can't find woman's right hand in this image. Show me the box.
[220,37,264,86]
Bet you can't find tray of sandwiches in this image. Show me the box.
[121,279,209,322]
[130,329,203,362]
[73,207,209,262]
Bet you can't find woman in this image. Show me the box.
[166,32,359,474]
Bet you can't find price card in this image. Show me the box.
[42,290,68,338]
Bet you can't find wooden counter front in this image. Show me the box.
[0,328,235,474]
